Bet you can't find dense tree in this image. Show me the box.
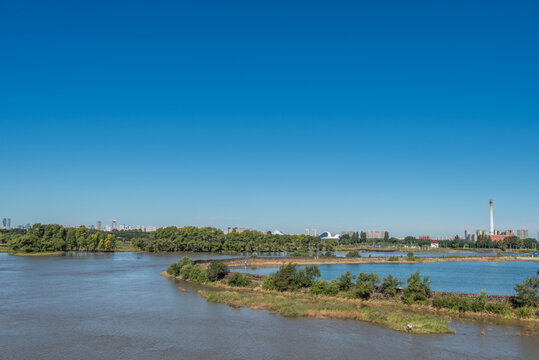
[403,272,432,304]
[354,272,380,299]
[264,264,321,292]
[337,271,356,291]
[380,274,404,297]
[133,226,323,254]
[7,224,117,253]
[360,231,367,243]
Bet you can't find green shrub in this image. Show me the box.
[380,274,404,297]
[290,251,310,257]
[188,264,209,283]
[167,257,194,276]
[180,264,193,279]
[432,290,487,313]
[310,279,328,295]
[337,271,356,291]
[262,274,276,290]
[295,265,321,288]
[322,251,335,257]
[388,256,400,261]
[406,252,421,262]
[517,306,534,319]
[167,263,180,276]
[268,263,321,292]
[353,273,380,299]
[432,292,448,309]
[486,302,510,315]
[178,256,194,268]
[326,279,340,296]
[206,261,230,282]
[228,272,252,287]
[346,250,361,258]
[273,264,298,291]
[514,275,538,308]
[471,290,487,312]
[403,271,431,304]
[355,281,375,299]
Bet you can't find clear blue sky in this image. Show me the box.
[1,1,538,237]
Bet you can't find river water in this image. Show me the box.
[235,261,539,295]
[1,252,537,359]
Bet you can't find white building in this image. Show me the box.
[320,231,340,240]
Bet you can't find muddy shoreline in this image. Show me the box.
[194,255,532,268]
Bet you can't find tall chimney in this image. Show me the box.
[489,200,494,235]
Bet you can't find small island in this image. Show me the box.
[163,257,539,335]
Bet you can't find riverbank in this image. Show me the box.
[163,266,538,336]
[166,273,539,335]
[199,288,454,334]
[194,255,531,268]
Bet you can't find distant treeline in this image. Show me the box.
[2,224,536,254]
[3,224,117,253]
[133,226,331,253]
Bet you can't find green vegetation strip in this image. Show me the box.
[198,289,454,334]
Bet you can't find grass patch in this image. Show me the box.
[11,251,66,257]
[198,289,454,334]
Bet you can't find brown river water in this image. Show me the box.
[0,252,537,359]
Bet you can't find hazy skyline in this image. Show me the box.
[1,1,538,237]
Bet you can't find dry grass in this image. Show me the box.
[198,289,454,334]
[205,256,519,269]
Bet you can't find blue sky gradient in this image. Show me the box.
[1,1,538,236]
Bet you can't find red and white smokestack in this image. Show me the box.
[489,200,494,235]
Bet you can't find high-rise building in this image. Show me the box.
[305,229,309,236]
[96,221,103,231]
[7,218,11,229]
[366,230,388,239]
[310,229,317,237]
[111,219,118,231]
[1,218,6,228]
[517,229,529,239]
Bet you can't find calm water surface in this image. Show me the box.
[1,252,537,360]
[235,261,539,295]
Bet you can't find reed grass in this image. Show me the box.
[199,289,454,334]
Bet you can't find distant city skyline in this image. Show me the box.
[1,215,536,239]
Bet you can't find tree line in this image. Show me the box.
[6,224,117,253]
[133,226,333,253]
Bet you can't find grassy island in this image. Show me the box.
[164,257,539,335]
